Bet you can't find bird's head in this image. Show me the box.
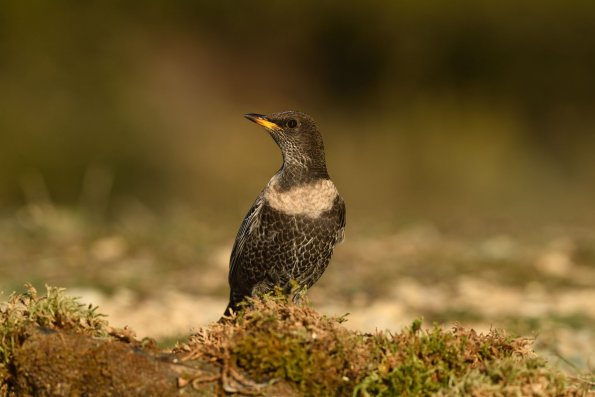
[244,111,327,176]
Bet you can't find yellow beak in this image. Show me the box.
[244,113,281,131]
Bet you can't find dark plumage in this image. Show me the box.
[224,111,345,316]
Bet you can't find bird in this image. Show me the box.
[224,111,345,316]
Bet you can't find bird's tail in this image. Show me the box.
[218,298,239,323]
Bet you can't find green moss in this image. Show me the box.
[226,296,366,396]
[1,285,589,396]
[179,293,590,396]
[0,284,109,392]
[352,323,523,396]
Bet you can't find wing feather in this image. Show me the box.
[228,193,264,281]
[334,196,346,244]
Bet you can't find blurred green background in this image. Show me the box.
[2,0,594,232]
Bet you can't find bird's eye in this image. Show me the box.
[287,119,298,128]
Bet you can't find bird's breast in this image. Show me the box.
[264,176,339,218]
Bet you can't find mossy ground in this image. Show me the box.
[177,293,591,396]
[0,285,211,396]
[1,286,592,396]
[0,284,110,385]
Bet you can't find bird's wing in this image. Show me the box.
[229,193,265,280]
[334,196,346,244]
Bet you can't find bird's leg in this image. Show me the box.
[289,281,307,305]
[291,292,303,305]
